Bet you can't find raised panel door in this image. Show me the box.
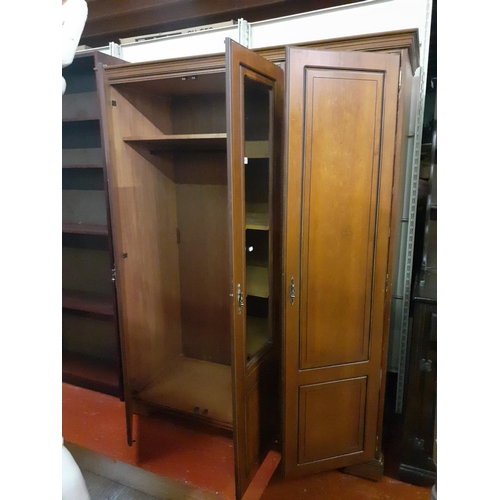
[283,46,400,477]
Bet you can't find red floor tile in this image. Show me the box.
[63,383,432,500]
[261,469,432,500]
[63,383,236,498]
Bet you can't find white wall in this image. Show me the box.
[250,0,429,66]
[119,0,431,65]
[121,24,240,63]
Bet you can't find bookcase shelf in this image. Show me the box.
[62,50,123,399]
[62,148,103,169]
[62,352,120,397]
[62,222,109,236]
[62,289,115,317]
[62,91,100,122]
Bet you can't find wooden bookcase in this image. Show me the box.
[62,51,124,398]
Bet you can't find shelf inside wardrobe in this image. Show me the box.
[136,357,233,430]
[124,133,227,152]
[245,140,270,159]
[245,228,270,299]
[246,204,269,230]
[247,316,270,358]
[246,265,269,298]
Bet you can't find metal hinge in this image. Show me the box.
[385,274,389,294]
[111,267,116,282]
[375,435,380,453]
[412,437,425,451]
[289,277,296,305]
[398,68,402,90]
[419,359,433,372]
[237,284,244,314]
[177,228,181,244]
[238,18,250,48]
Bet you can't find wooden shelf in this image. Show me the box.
[123,133,227,152]
[62,148,103,168]
[63,289,115,316]
[246,212,269,230]
[63,222,108,236]
[245,140,269,159]
[247,316,270,358]
[62,91,100,122]
[137,357,233,429]
[62,352,120,397]
[247,265,269,298]
[62,164,102,169]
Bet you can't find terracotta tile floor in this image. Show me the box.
[63,383,432,500]
[260,470,432,500]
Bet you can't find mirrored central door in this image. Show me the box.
[226,38,283,499]
[244,75,273,366]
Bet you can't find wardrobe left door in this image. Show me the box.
[96,61,134,446]
[97,59,186,447]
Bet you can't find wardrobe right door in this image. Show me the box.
[283,46,400,478]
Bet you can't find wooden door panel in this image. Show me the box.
[245,381,261,471]
[96,62,133,445]
[300,69,384,370]
[283,47,400,477]
[298,378,367,464]
[226,38,283,499]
